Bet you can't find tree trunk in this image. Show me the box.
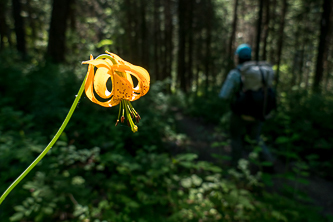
[154,0,161,80]
[26,0,37,48]
[12,0,26,56]
[124,0,134,62]
[178,0,187,92]
[204,0,213,95]
[255,0,264,61]
[313,0,333,93]
[164,0,173,90]
[298,43,305,87]
[0,0,10,50]
[228,0,239,58]
[291,27,300,87]
[275,0,288,88]
[140,0,148,69]
[46,0,72,63]
[68,0,76,31]
[268,0,277,64]
[187,0,194,91]
[323,52,331,92]
[262,0,270,61]
[324,7,333,92]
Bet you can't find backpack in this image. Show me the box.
[231,61,277,121]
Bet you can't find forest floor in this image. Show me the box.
[172,109,333,218]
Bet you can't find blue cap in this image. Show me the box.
[235,44,252,59]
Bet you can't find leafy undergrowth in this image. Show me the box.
[0,60,332,221]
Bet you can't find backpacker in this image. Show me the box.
[231,61,277,121]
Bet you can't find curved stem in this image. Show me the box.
[0,74,88,205]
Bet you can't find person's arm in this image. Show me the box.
[219,70,241,100]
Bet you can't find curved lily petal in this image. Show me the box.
[94,67,113,99]
[113,64,150,96]
[84,55,120,107]
[82,59,112,70]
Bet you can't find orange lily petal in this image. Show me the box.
[113,64,150,96]
[82,59,112,70]
[94,67,113,99]
[84,56,120,107]
[113,73,132,101]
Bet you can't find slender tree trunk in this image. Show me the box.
[323,53,331,92]
[275,0,288,88]
[68,0,76,31]
[255,0,264,61]
[324,9,333,92]
[124,0,134,62]
[178,0,187,92]
[0,0,10,50]
[26,0,37,48]
[291,27,300,86]
[133,0,140,64]
[164,0,173,90]
[313,0,333,93]
[262,0,270,61]
[204,0,212,95]
[195,21,203,95]
[154,0,161,80]
[298,43,305,87]
[268,0,277,64]
[140,0,148,69]
[46,0,72,63]
[187,0,194,91]
[12,0,26,56]
[228,0,239,58]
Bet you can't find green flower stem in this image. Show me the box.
[0,74,88,205]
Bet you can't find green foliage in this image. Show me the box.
[263,91,333,178]
[0,55,331,221]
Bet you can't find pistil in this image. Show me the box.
[115,100,139,133]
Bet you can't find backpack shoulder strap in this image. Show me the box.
[258,66,267,87]
[236,67,243,90]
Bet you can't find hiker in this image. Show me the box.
[219,43,275,167]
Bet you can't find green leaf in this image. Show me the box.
[275,136,290,144]
[43,207,53,215]
[261,161,273,166]
[181,177,192,188]
[211,153,231,160]
[97,39,113,48]
[191,174,203,186]
[175,153,198,162]
[9,212,24,221]
[271,210,287,222]
[13,205,25,212]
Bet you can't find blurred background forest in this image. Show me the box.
[0,0,333,221]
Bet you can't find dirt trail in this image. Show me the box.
[174,111,230,163]
[174,111,333,217]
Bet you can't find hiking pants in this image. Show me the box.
[230,113,274,166]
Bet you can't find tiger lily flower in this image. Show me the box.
[82,51,150,132]
[0,52,150,205]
